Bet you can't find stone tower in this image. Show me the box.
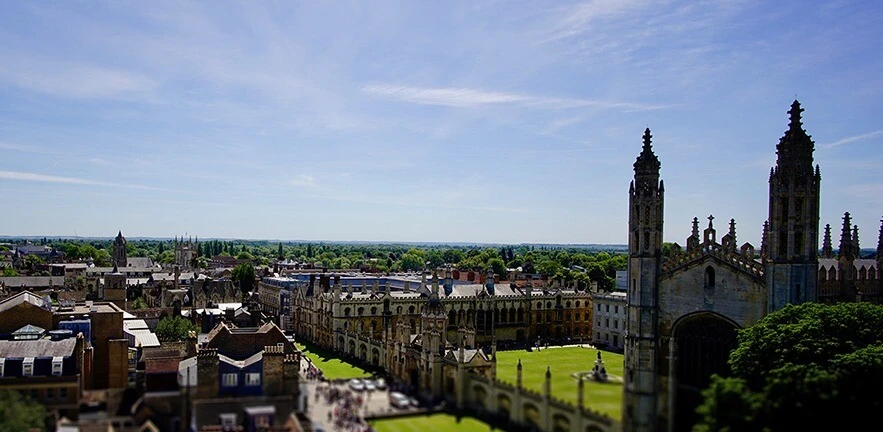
[113,231,127,268]
[421,270,446,399]
[766,100,821,311]
[838,212,857,302]
[624,128,664,432]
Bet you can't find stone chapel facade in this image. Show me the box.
[622,101,883,432]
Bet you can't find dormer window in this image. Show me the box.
[23,357,34,376]
[0,358,5,377]
[52,357,63,376]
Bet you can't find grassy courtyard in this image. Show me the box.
[296,341,372,380]
[496,346,624,420]
[370,413,501,432]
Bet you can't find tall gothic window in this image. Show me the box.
[704,266,716,288]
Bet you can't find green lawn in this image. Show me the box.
[370,413,501,432]
[296,341,372,380]
[496,346,623,420]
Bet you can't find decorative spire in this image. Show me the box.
[775,100,815,172]
[761,220,770,258]
[729,218,737,243]
[707,214,715,230]
[692,217,700,238]
[877,218,883,259]
[633,128,661,175]
[853,225,861,258]
[839,212,854,260]
[788,99,804,130]
[821,224,833,258]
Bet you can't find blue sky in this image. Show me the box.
[1,0,882,246]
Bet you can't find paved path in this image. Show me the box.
[299,356,418,431]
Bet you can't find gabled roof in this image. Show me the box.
[0,291,47,313]
[445,348,490,364]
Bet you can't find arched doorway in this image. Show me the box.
[673,312,739,432]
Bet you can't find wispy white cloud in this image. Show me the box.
[361,84,676,112]
[290,174,317,188]
[822,130,883,149]
[0,55,158,100]
[539,0,650,43]
[0,170,164,191]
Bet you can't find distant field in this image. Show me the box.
[296,341,372,380]
[370,413,501,432]
[496,346,624,420]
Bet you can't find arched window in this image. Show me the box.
[344,307,351,317]
[371,306,377,315]
[705,266,716,288]
[870,267,877,280]
[358,307,364,316]
[408,305,416,314]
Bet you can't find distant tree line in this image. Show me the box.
[4,238,627,290]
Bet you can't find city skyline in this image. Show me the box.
[1,1,882,245]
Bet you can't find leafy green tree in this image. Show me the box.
[694,302,883,432]
[155,316,198,342]
[232,262,256,295]
[0,389,47,431]
[487,257,507,278]
[22,254,45,271]
[130,297,147,310]
[2,267,19,277]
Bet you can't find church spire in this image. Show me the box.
[788,99,804,130]
[775,99,815,173]
[877,218,883,259]
[821,224,833,258]
[839,212,854,260]
[633,128,660,175]
[853,225,861,258]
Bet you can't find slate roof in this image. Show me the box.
[0,338,77,358]
[0,291,46,313]
[0,276,65,288]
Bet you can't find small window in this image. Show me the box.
[605,319,609,327]
[47,388,55,400]
[614,320,618,329]
[23,358,34,377]
[222,373,238,387]
[59,388,68,401]
[245,373,261,386]
[220,413,237,427]
[0,358,4,377]
[615,305,619,314]
[52,357,64,376]
[597,304,601,311]
[606,305,610,312]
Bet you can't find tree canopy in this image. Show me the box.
[155,316,198,342]
[0,389,47,432]
[694,302,883,432]
[232,262,256,295]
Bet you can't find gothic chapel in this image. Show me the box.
[622,101,883,432]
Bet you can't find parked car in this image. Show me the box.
[389,391,410,409]
[364,379,376,391]
[408,396,419,408]
[348,378,365,391]
[374,378,387,390]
